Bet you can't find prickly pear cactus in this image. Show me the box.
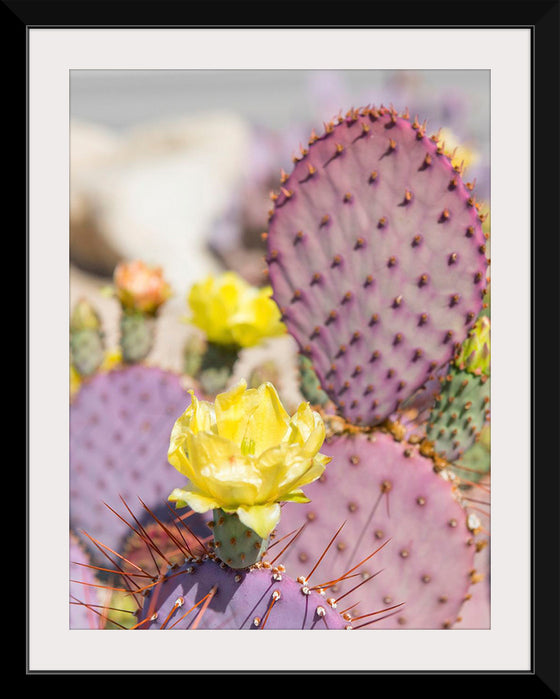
[210,509,270,569]
[452,424,490,486]
[426,315,490,462]
[298,353,332,408]
[134,557,352,630]
[425,370,489,463]
[70,298,105,377]
[194,341,240,396]
[455,540,490,628]
[119,310,157,365]
[109,259,173,364]
[455,470,490,628]
[80,480,404,630]
[274,429,481,628]
[69,364,208,566]
[70,533,103,629]
[266,106,489,427]
[120,508,209,578]
[126,521,402,630]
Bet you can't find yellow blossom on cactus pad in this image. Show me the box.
[437,128,479,173]
[113,260,172,315]
[187,271,286,348]
[456,315,490,376]
[168,380,330,539]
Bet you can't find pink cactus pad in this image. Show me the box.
[267,106,489,426]
[70,365,209,566]
[455,542,490,628]
[274,430,480,628]
[135,557,351,630]
[70,533,102,629]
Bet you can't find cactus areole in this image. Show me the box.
[267,106,489,427]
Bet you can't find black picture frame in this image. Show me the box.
[19,1,558,690]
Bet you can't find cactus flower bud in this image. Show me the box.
[113,260,172,315]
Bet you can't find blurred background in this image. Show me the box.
[70,69,490,372]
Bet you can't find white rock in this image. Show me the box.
[70,112,252,297]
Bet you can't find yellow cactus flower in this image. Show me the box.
[187,271,286,348]
[168,380,330,539]
[113,260,172,315]
[437,128,479,173]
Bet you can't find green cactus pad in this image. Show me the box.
[426,366,490,463]
[298,353,330,407]
[194,341,240,396]
[452,424,490,486]
[119,311,156,364]
[71,328,106,377]
[211,509,270,569]
[70,299,105,376]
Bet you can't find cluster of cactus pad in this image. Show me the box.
[264,105,490,629]
[70,104,490,632]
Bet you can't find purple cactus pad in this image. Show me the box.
[455,542,490,629]
[70,365,209,566]
[274,430,479,629]
[70,533,102,629]
[267,106,489,426]
[135,557,350,630]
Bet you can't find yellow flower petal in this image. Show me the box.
[184,391,217,434]
[242,383,291,455]
[288,401,326,456]
[236,503,281,539]
[251,443,296,501]
[278,453,328,496]
[279,489,311,504]
[186,431,260,506]
[168,392,218,478]
[168,487,221,513]
[255,444,328,502]
[229,286,285,347]
[213,381,291,455]
[187,273,286,348]
[214,380,258,444]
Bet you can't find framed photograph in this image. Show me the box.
[22,5,558,684]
